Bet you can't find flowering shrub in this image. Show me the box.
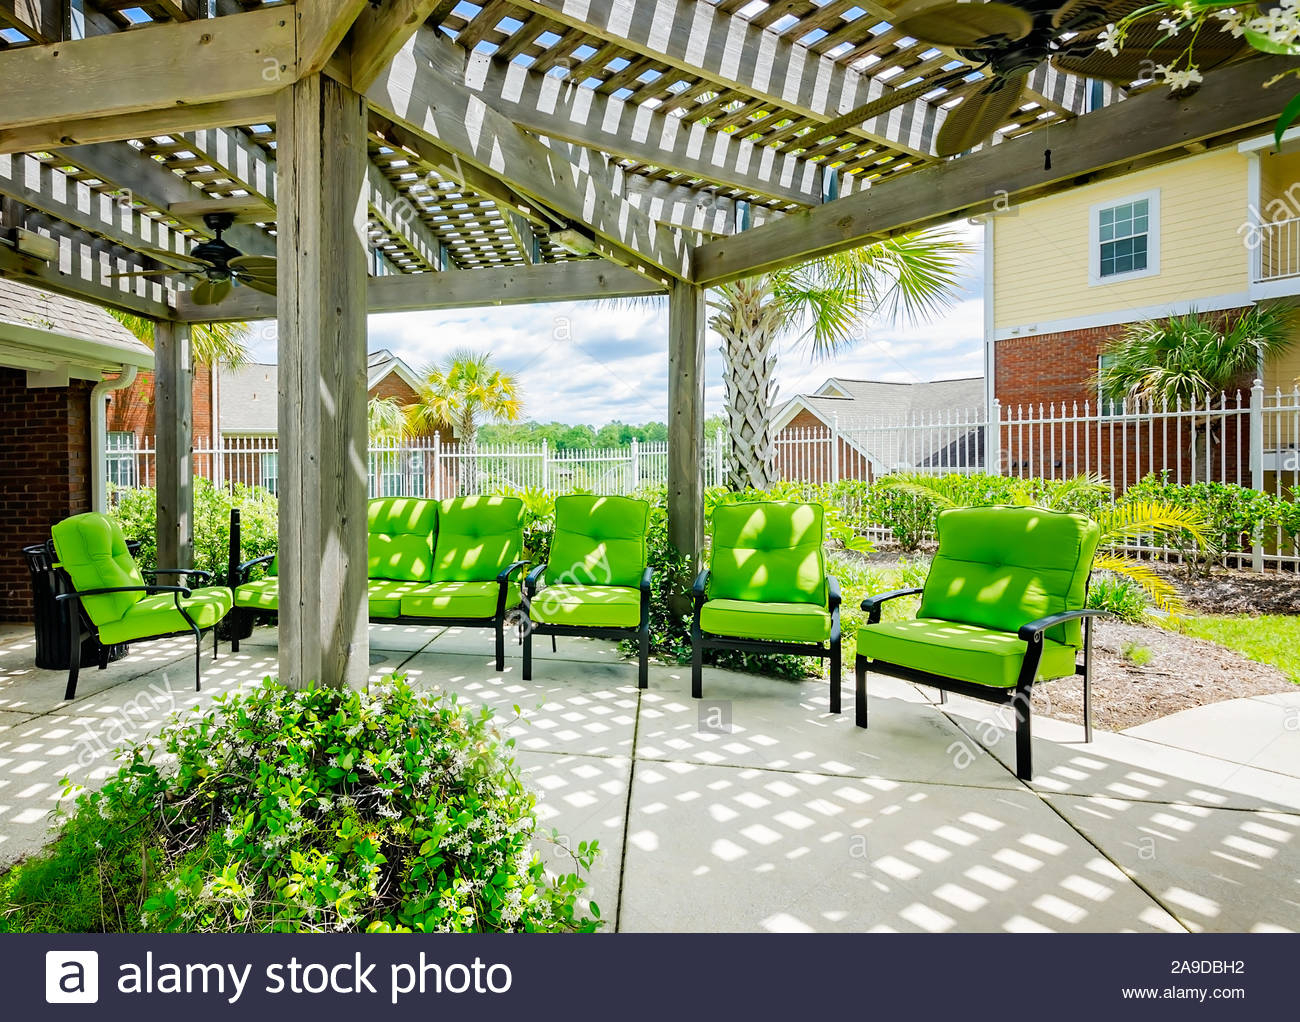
[0,678,599,933]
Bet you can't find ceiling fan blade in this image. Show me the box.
[235,273,277,297]
[107,269,181,279]
[191,277,233,306]
[934,78,1029,157]
[226,254,277,277]
[1054,18,1245,82]
[894,0,1034,47]
[137,246,212,268]
[1053,0,1143,32]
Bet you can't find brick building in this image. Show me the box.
[0,280,154,621]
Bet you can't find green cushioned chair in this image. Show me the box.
[521,494,652,687]
[855,504,1103,781]
[50,512,233,699]
[395,495,528,670]
[691,501,841,711]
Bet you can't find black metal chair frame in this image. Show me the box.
[230,555,530,672]
[520,564,653,689]
[855,586,1104,781]
[690,570,842,712]
[51,552,219,700]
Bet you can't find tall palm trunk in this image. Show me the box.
[460,415,478,495]
[712,278,784,491]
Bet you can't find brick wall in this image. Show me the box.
[774,408,874,483]
[0,368,93,621]
[106,365,215,444]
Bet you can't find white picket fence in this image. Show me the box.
[107,433,730,499]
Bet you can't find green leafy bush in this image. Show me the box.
[1,678,598,933]
[1123,473,1278,573]
[1086,573,1151,624]
[111,478,278,585]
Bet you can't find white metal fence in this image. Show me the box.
[108,433,730,499]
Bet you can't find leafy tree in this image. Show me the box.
[710,231,967,490]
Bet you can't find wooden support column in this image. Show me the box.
[276,74,370,690]
[667,280,706,569]
[154,320,193,573]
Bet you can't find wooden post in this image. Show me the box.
[276,74,370,690]
[155,320,193,573]
[668,280,705,566]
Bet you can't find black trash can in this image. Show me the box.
[22,541,132,670]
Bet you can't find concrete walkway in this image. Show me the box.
[2,621,1298,932]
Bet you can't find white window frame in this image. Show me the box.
[1089,188,1160,286]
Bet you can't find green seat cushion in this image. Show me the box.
[233,578,279,611]
[700,599,831,643]
[367,579,426,619]
[98,586,233,645]
[920,505,1101,648]
[709,501,826,606]
[529,585,641,628]
[400,581,516,620]
[433,496,524,582]
[368,497,438,581]
[858,619,1077,688]
[549,494,649,587]
[51,512,146,626]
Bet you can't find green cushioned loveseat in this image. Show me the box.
[50,511,233,699]
[521,494,653,687]
[231,495,528,669]
[855,505,1103,781]
[691,500,842,711]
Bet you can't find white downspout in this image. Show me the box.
[90,365,138,513]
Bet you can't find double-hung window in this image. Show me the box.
[1090,190,1159,285]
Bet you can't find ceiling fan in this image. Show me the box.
[111,211,277,305]
[826,0,1247,158]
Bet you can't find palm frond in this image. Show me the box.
[872,473,964,508]
[1093,556,1182,612]
[1095,501,1208,547]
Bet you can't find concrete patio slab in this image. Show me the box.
[1046,794,1300,933]
[618,762,1182,932]
[939,692,1300,813]
[515,750,630,928]
[1123,696,1300,777]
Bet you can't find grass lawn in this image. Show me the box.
[1168,615,1300,684]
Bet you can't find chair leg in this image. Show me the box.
[1083,618,1094,744]
[551,634,557,654]
[213,625,219,662]
[637,623,649,690]
[937,689,947,704]
[854,656,868,728]
[64,599,80,701]
[522,624,533,681]
[231,609,241,653]
[691,631,703,699]
[829,638,842,714]
[194,630,202,692]
[1014,685,1033,781]
[494,617,505,672]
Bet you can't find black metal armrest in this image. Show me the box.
[56,584,192,601]
[826,574,841,611]
[145,567,213,585]
[860,587,922,623]
[497,559,530,584]
[639,565,654,592]
[692,569,710,610]
[236,553,276,584]
[1018,609,1106,643]
[524,562,548,597]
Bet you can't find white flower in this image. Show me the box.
[1165,67,1204,90]
[1096,24,1121,56]
[1158,16,1182,35]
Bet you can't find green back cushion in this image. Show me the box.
[367,497,438,581]
[709,501,826,605]
[549,495,649,587]
[433,495,523,582]
[919,505,1101,647]
[51,512,145,625]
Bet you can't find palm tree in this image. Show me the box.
[107,310,252,368]
[710,230,968,490]
[1095,304,1296,478]
[367,396,406,442]
[406,349,523,494]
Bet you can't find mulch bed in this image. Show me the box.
[1032,620,1294,732]
[1162,565,1300,616]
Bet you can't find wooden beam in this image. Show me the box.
[173,258,665,321]
[0,95,276,156]
[167,195,274,223]
[459,50,823,208]
[182,126,279,205]
[346,0,438,92]
[367,32,691,281]
[667,278,705,574]
[0,8,295,133]
[0,0,65,43]
[508,0,937,158]
[367,162,443,271]
[295,0,369,76]
[154,320,193,573]
[693,55,1296,285]
[275,73,370,691]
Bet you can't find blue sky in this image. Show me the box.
[247,219,985,425]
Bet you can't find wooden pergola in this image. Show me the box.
[0,1,1289,687]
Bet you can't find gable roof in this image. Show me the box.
[0,279,153,378]
[367,349,422,393]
